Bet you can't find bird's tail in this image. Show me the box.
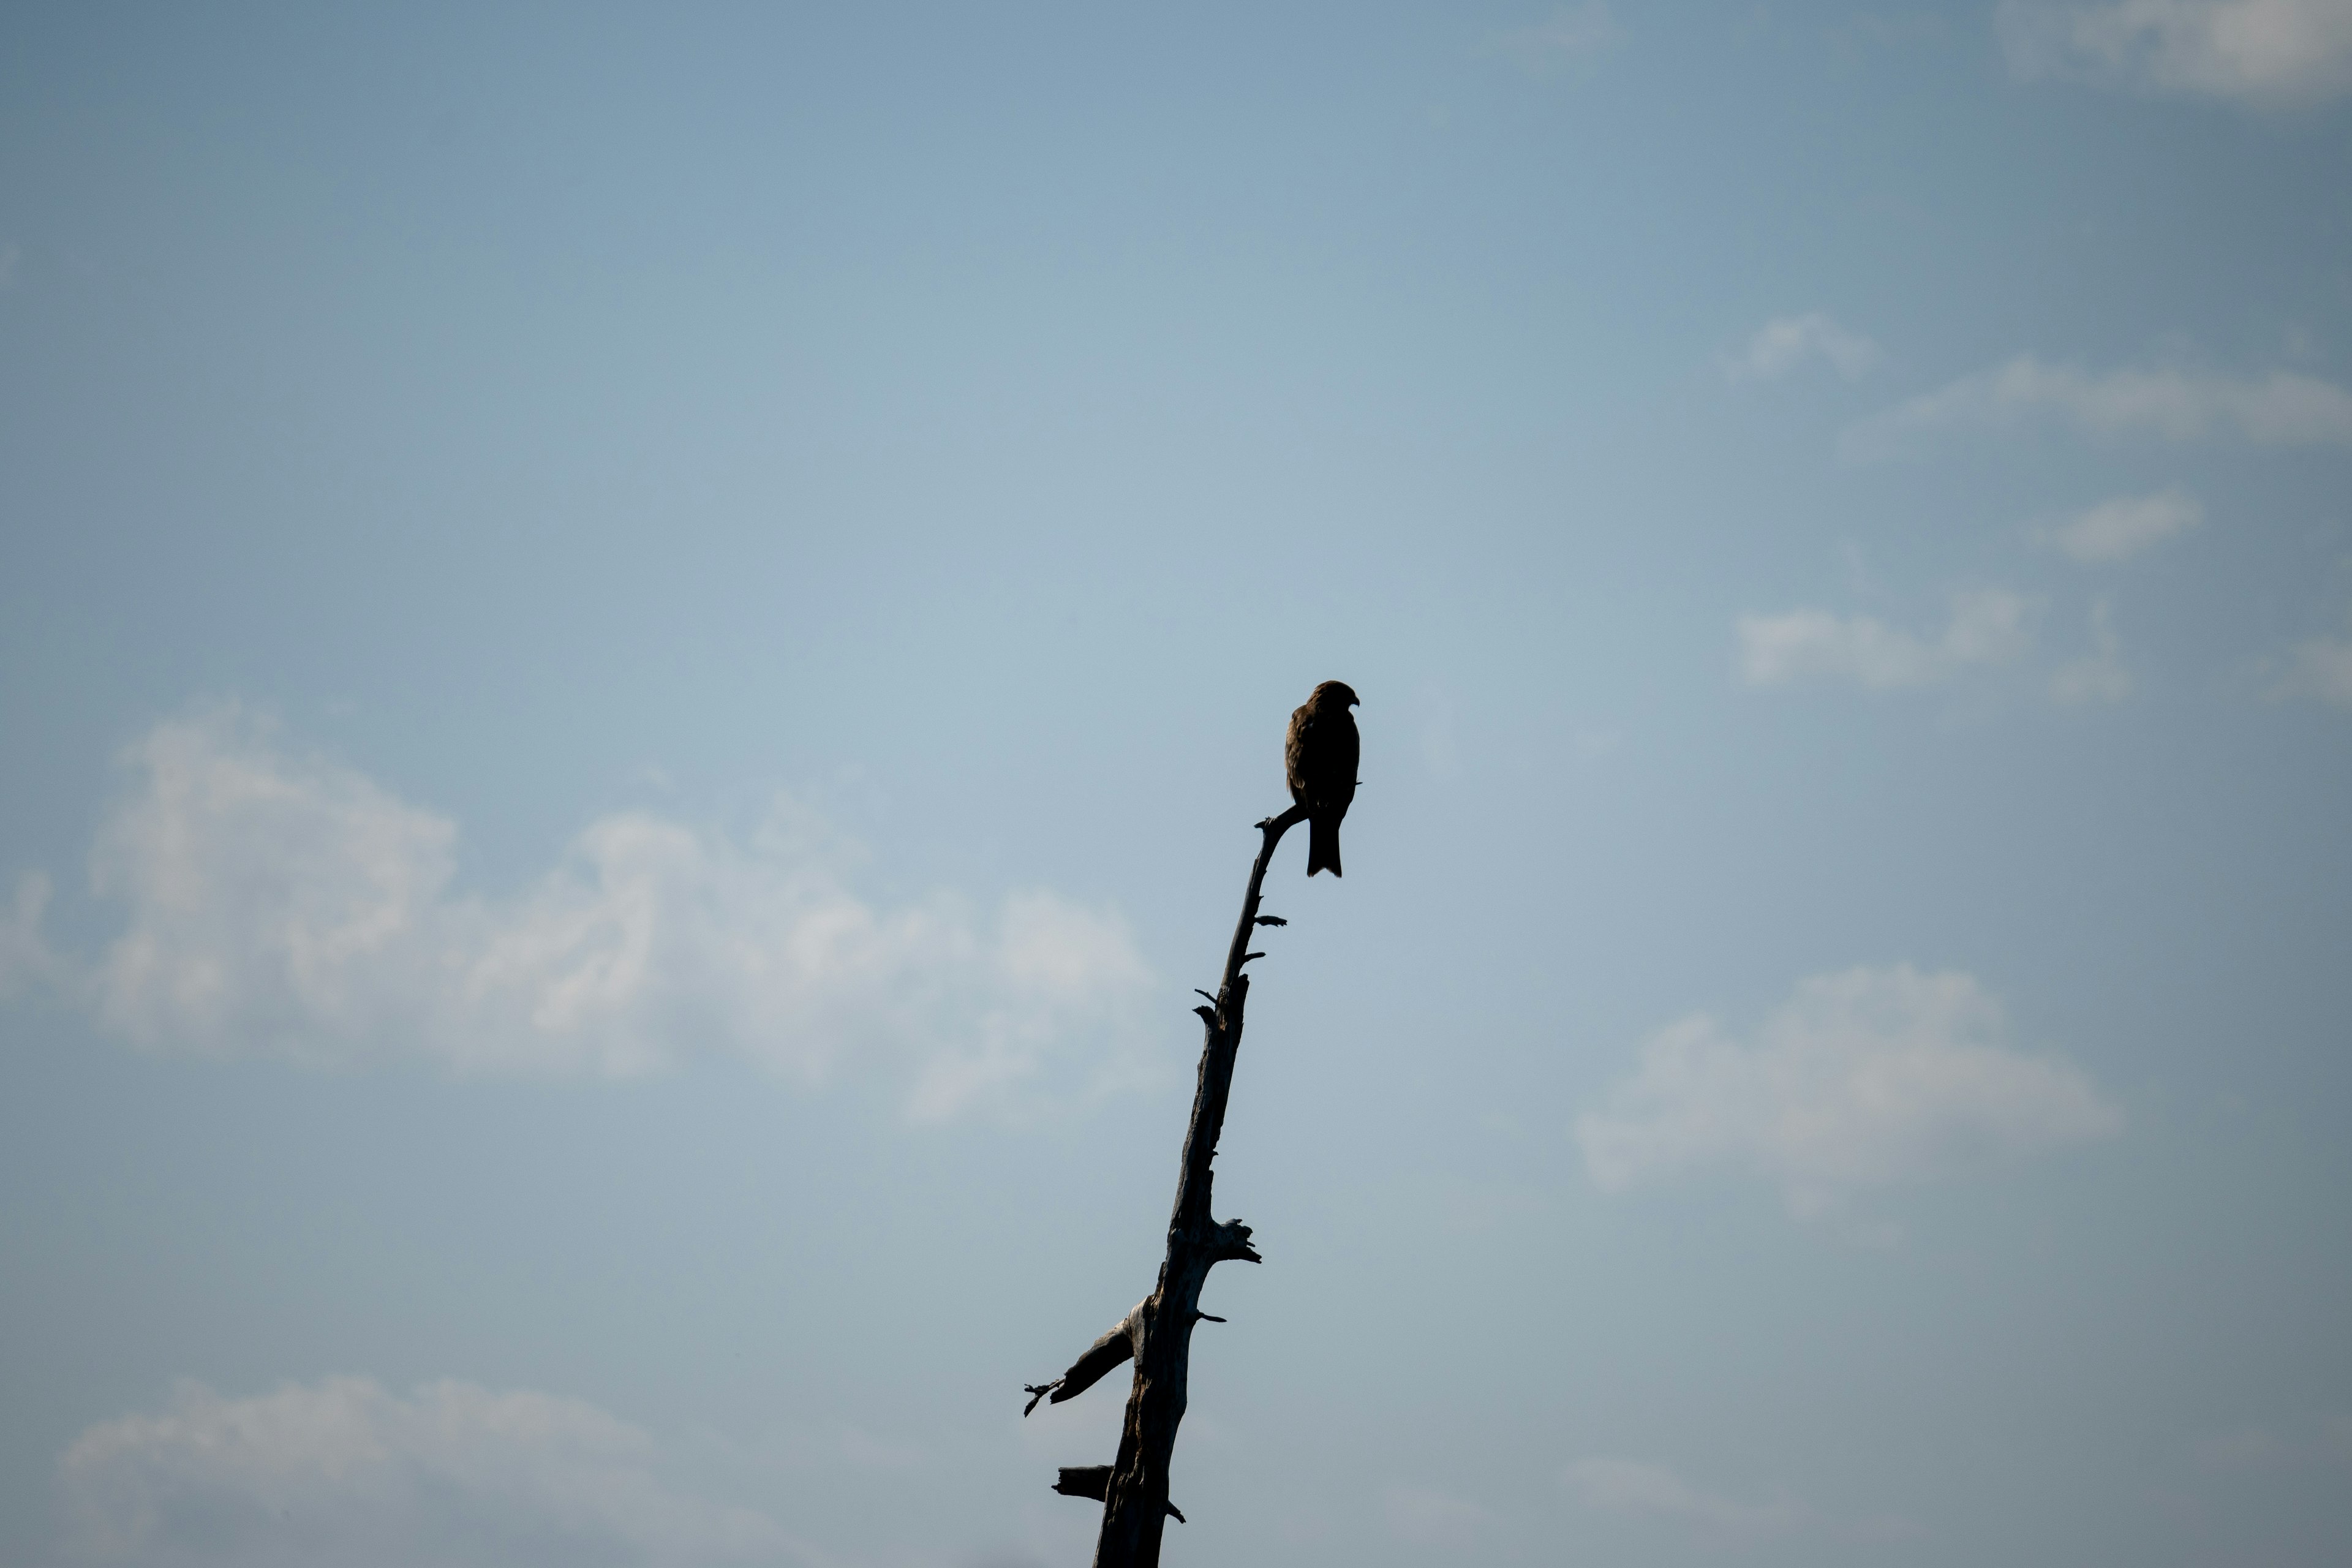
[1306,815,1342,878]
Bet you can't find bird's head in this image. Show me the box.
[1311,680,1360,710]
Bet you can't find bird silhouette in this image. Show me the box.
[1285,680,1359,876]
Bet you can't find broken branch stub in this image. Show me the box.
[1023,1301,1147,1418]
[1054,1467,1185,1525]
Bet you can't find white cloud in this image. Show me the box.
[1998,0,2352,107]
[2271,603,2352,710]
[1564,1459,1803,1539]
[2274,627,2352,708]
[21,707,1156,1120]
[1737,587,2034,690]
[1841,357,2352,460]
[1725,313,1883,382]
[1575,965,2122,1215]
[2051,598,2135,703]
[2043,488,2204,562]
[59,1377,803,1568]
[1493,4,1619,72]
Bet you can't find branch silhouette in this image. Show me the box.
[1023,801,1311,1566]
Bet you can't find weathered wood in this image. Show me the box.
[1023,1300,1147,1415]
[1087,802,1306,1566]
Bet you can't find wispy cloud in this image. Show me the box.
[2273,615,2352,709]
[1,871,63,998]
[1737,588,2034,690]
[1724,313,1883,382]
[9,706,1158,1121]
[1382,1485,1493,1547]
[1998,0,2352,107]
[1841,358,2352,460]
[2043,488,2204,562]
[1566,1456,1921,1545]
[2051,598,2135,703]
[2196,1425,2293,1469]
[1575,965,2122,1215]
[1565,1458,1803,1539]
[1491,4,1619,73]
[60,1377,806,1567]
[2192,1411,2352,1471]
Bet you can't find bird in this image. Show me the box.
[1285,680,1360,877]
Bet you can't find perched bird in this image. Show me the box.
[1285,680,1360,877]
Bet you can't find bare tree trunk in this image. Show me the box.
[1023,804,1307,1567]
[1091,801,1303,1566]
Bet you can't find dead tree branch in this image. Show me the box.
[1023,802,1309,1567]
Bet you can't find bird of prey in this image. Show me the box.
[1285,680,1360,877]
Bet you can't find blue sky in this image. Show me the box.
[3,3,2350,1564]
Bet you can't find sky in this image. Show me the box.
[2,2,2350,1564]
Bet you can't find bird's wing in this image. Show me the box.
[1334,710,1360,793]
[1285,703,1310,799]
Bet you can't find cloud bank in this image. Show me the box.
[1738,589,2034,690]
[1576,966,2122,1215]
[1841,358,2352,460]
[59,1377,801,1568]
[17,709,1157,1120]
[1999,0,2352,107]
